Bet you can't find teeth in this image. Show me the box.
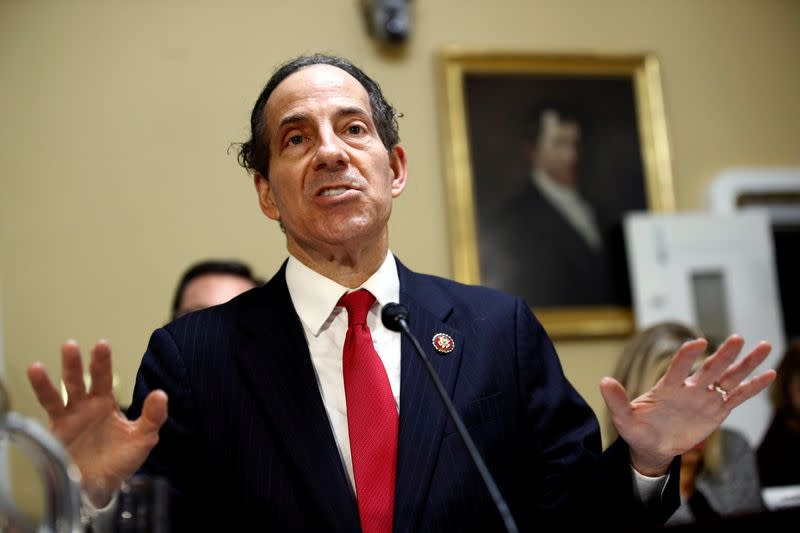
[320,187,349,197]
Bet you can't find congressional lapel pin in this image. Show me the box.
[432,333,455,354]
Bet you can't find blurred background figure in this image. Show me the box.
[757,338,800,488]
[607,322,764,525]
[170,259,262,320]
[480,101,618,308]
[98,258,263,413]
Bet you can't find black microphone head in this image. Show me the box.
[381,303,409,332]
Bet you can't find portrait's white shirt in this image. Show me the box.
[533,169,603,251]
[286,250,401,495]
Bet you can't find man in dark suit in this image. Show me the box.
[480,102,618,308]
[27,54,776,531]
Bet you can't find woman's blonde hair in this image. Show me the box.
[605,321,723,476]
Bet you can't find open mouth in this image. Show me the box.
[318,186,352,197]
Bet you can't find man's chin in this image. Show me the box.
[553,173,578,187]
[320,218,386,246]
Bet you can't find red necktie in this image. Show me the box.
[338,289,398,533]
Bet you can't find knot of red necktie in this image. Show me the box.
[337,289,375,327]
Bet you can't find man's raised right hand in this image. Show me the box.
[27,340,168,508]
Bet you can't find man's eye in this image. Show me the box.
[348,125,362,135]
[289,135,303,145]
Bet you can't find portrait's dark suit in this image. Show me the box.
[479,182,622,309]
[126,258,678,531]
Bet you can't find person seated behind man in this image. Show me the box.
[54,259,259,412]
[111,259,262,415]
[757,338,800,487]
[170,259,262,320]
[607,322,765,524]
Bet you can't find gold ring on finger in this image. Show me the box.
[708,382,728,401]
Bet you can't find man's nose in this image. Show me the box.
[312,129,349,171]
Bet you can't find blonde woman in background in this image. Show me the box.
[607,322,765,524]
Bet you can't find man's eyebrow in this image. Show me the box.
[336,106,370,119]
[276,106,370,131]
[278,113,306,130]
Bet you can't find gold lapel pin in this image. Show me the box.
[431,333,455,354]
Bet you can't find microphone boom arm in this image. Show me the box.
[383,305,518,533]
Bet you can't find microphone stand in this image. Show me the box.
[382,304,519,533]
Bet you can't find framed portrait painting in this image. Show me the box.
[439,50,675,338]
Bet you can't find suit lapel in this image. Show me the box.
[232,264,359,531]
[393,262,465,532]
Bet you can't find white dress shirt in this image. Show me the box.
[533,168,604,251]
[285,251,402,495]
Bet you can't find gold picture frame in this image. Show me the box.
[439,49,675,339]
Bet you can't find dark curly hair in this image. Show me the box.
[236,54,400,177]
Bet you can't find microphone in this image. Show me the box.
[381,303,518,533]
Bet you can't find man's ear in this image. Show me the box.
[254,173,281,221]
[389,145,408,198]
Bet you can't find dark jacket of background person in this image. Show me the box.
[758,338,800,487]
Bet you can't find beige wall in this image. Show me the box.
[1,0,798,517]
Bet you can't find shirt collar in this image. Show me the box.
[285,251,400,336]
[532,168,585,209]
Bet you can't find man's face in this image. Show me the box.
[530,110,581,187]
[177,273,257,317]
[255,64,407,255]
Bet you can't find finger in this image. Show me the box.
[88,340,113,396]
[717,341,772,391]
[689,335,744,387]
[136,390,168,435]
[662,339,707,388]
[61,340,87,405]
[600,377,632,421]
[724,370,777,411]
[27,363,66,420]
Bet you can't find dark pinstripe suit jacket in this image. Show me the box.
[127,258,678,531]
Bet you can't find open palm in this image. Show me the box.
[27,340,167,507]
[601,335,775,475]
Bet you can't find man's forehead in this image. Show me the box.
[264,64,371,127]
[541,110,577,129]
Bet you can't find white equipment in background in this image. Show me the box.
[625,211,784,447]
[708,167,800,223]
[708,167,800,346]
